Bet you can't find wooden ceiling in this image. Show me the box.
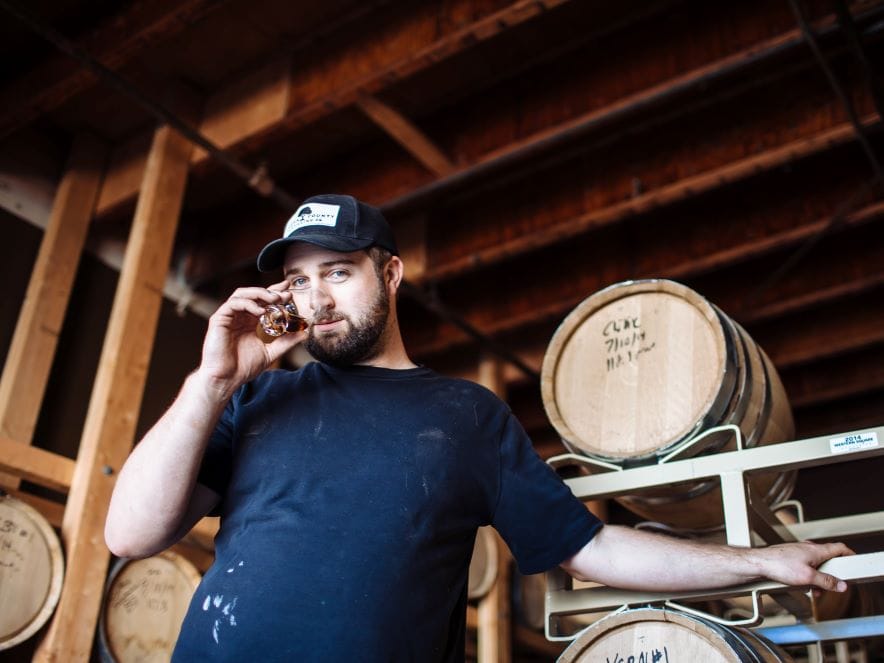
[3,0,883,454]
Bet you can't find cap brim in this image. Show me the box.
[256,234,375,272]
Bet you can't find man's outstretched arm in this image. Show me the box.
[561,524,852,593]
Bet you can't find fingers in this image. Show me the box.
[217,286,292,319]
[267,279,291,292]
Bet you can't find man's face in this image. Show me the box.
[282,243,390,366]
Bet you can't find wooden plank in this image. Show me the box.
[475,354,512,662]
[405,200,884,359]
[0,0,222,138]
[0,134,106,489]
[751,291,884,370]
[356,93,455,177]
[477,530,512,662]
[425,114,880,281]
[180,3,883,287]
[0,435,74,493]
[191,56,291,163]
[379,2,882,217]
[783,344,884,408]
[93,0,575,218]
[34,116,195,663]
[94,132,152,216]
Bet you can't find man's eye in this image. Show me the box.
[328,270,349,281]
[290,277,309,289]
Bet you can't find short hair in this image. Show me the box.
[366,246,393,279]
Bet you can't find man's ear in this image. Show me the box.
[386,256,405,291]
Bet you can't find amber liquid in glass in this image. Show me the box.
[256,302,308,343]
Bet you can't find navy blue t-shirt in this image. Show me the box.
[172,363,601,662]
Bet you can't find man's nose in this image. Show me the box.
[308,284,333,312]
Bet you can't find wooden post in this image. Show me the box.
[0,134,106,488]
[34,117,195,662]
[397,212,428,284]
[476,353,512,663]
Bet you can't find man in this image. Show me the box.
[105,194,851,662]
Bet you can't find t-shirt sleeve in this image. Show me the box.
[491,412,603,575]
[196,395,237,515]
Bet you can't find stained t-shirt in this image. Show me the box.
[172,363,601,662]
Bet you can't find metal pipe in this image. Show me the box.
[0,0,302,212]
[834,0,884,120]
[788,0,883,179]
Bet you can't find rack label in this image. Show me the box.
[829,431,878,455]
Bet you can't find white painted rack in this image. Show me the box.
[544,425,884,646]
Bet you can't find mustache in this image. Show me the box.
[310,309,347,326]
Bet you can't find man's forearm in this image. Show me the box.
[563,525,760,591]
[104,370,229,557]
[562,524,850,593]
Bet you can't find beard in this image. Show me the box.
[304,280,390,366]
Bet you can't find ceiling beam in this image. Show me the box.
[404,196,884,357]
[423,114,881,282]
[0,0,224,138]
[378,5,877,216]
[92,0,574,217]
[784,344,884,408]
[179,4,884,285]
[356,93,455,177]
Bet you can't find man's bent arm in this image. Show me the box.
[104,370,228,558]
[105,282,304,559]
[561,524,851,593]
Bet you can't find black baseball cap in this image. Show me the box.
[256,194,399,272]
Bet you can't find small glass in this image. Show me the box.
[256,301,308,343]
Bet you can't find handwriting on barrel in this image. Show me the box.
[607,646,669,663]
[602,317,655,372]
[0,517,31,574]
[112,573,176,614]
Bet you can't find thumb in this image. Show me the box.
[810,569,847,593]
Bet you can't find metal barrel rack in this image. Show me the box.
[544,425,884,655]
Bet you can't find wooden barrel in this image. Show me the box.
[468,526,498,600]
[98,550,201,663]
[0,495,64,652]
[541,279,795,530]
[559,608,793,662]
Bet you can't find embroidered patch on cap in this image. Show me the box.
[284,202,340,236]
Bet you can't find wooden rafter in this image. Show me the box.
[35,113,196,662]
[356,93,455,177]
[0,0,223,138]
[180,7,884,286]
[92,0,574,216]
[0,133,105,488]
[424,114,881,281]
[0,435,74,493]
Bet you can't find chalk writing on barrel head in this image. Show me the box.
[606,646,669,663]
[602,316,656,372]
